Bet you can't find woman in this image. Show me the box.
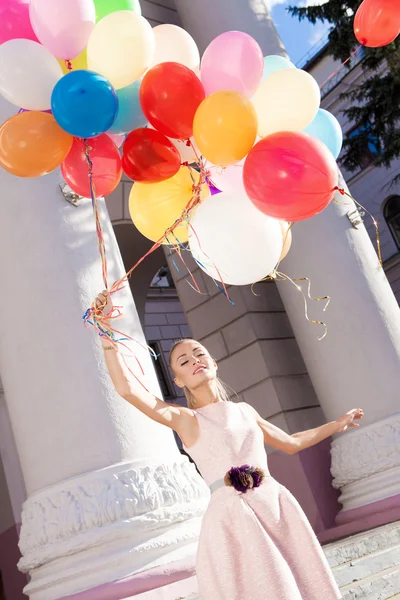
[96,290,363,600]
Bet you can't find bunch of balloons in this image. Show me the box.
[1,0,393,290]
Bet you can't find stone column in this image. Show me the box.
[174,0,400,531]
[277,183,400,527]
[0,97,208,600]
[174,0,287,55]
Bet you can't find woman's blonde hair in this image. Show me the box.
[169,338,236,409]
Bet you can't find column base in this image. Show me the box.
[318,500,400,544]
[331,414,400,515]
[18,459,209,600]
[59,556,198,600]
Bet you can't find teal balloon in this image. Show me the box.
[108,80,147,135]
[303,109,343,160]
[262,55,295,81]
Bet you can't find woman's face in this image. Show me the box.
[170,339,217,391]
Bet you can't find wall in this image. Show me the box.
[141,0,181,27]
[144,287,189,403]
[0,388,27,600]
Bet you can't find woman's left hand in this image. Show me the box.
[335,408,364,433]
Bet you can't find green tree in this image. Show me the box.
[288,0,400,184]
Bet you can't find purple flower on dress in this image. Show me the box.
[224,465,265,493]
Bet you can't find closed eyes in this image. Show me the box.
[180,352,206,367]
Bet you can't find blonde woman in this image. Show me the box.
[96,290,363,600]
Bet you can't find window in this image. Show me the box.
[150,266,175,289]
[384,195,400,250]
[347,122,379,170]
[148,342,173,399]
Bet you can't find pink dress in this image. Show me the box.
[183,401,342,600]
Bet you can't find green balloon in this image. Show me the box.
[94,0,142,23]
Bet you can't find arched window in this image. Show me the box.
[384,195,400,250]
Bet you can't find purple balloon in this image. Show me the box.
[209,184,221,196]
[200,31,264,98]
[0,0,39,44]
[18,108,52,113]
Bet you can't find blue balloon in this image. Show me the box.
[262,55,295,81]
[51,70,118,138]
[108,79,147,135]
[303,109,343,159]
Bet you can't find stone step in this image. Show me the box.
[133,523,400,599]
[341,565,400,600]
[123,577,198,599]
[333,544,400,588]
[324,522,400,569]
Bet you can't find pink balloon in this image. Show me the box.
[29,0,95,60]
[0,0,39,43]
[206,158,246,195]
[200,31,264,97]
[107,132,125,148]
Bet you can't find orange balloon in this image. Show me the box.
[0,111,73,177]
[193,90,258,167]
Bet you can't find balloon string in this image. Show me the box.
[186,220,232,304]
[250,259,329,340]
[84,139,109,291]
[83,165,211,350]
[274,271,330,341]
[335,186,383,267]
[319,44,362,90]
[65,59,73,71]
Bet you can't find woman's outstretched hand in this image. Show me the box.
[94,289,113,320]
[335,408,364,433]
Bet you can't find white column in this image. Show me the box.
[0,96,208,600]
[174,0,288,56]
[174,0,400,523]
[277,181,400,521]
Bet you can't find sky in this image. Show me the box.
[267,0,331,67]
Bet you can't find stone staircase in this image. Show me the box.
[324,521,400,599]
[131,522,400,599]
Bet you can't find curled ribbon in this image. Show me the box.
[251,263,330,341]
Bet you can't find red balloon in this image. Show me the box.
[354,0,400,47]
[140,62,205,139]
[122,127,181,182]
[243,132,338,222]
[61,135,122,198]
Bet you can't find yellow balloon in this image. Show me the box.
[129,167,210,244]
[193,91,258,167]
[58,49,88,74]
[252,69,320,137]
[87,11,155,89]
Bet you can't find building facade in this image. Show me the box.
[0,2,400,599]
[301,39,400,303]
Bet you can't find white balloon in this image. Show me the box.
[151,24,200,72]
[0,39,63,110]
[87,11,155,89]
[205,137,261,193]
[206,159,246,195]
[252,68,320,137]
[188,191,283,286]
